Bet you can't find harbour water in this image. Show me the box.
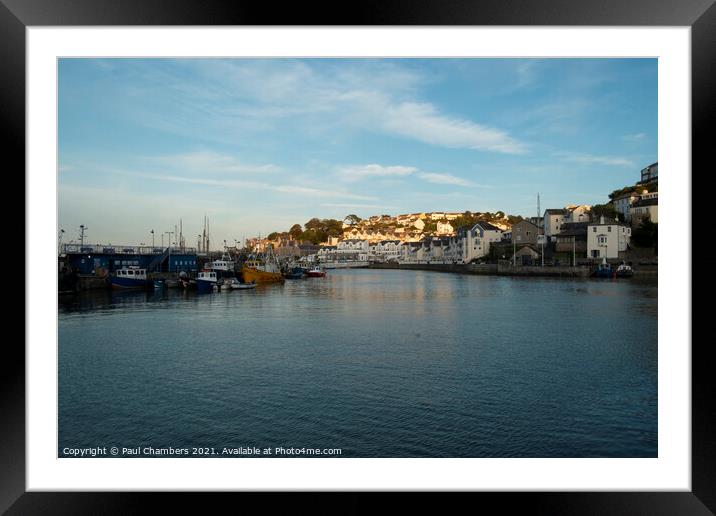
[58,269,657,457]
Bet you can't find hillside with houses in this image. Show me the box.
[251,162,658,268]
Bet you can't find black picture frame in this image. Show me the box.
[6,0,713,513]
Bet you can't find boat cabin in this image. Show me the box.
[115,267,147,280]
[197,271,217,281]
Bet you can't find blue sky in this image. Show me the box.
[58,58,657,247]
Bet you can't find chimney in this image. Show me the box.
[600,215,605,224]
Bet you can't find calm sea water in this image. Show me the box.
[58,269,657,458]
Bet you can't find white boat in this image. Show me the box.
[230,280,257,290]
[616,263,634,278]
[209,249,236,278]
[222,277,257,290]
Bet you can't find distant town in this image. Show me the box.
[58,161,657,290]
[247,161,658,267]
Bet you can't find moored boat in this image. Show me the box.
[111,266,151,289]
[241,257,284,283]
[230,280,257,290]
[616,262,634,278]
[283,266,306,279]
[593,259,615,279]
[305,266,326,278]
[196,270,218,293]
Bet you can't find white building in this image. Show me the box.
[369,240,402,262]
[565,205,592,223]
[543,209,568,238]
[453,221,503,263]
[612,192,641,222]
[587,216,632,259]
[436,221,454,235]
[630,195,658,224]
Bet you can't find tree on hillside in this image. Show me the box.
[304,218,322,231]
[591,203,617,220]
[289,224,303,240]
[266,232,280,241]
[344,214,362,226]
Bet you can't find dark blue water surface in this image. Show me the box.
[58,269,657,457]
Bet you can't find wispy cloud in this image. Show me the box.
[417,172,487,187]
[622,132,647,142]
[105,60,526,155]
[382,102,527,154]
[336,164,417,182]
[556,152,635,168]
[140,173,378,201]
[147,150,280,175]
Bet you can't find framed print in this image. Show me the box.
[6,0,714,513]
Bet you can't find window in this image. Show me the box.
[592,227,596,232]
[607,226,612,232]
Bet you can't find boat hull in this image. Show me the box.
[242,267,284,284]
[230,282,257,290]
[196,279,217,293]
[111,276,151,289]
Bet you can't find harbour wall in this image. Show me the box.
[369,262,592,278]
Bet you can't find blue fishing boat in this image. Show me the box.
[196,270,218,293]
[593,259,615,278]
[111,267,151,289]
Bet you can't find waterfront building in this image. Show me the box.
[513,244,541,266]
[543,208,569,238]
[370,240,402,262]
[61,243,198,275]
[455,221,503,263]
[510,219,540,245]
[555,222,589,264]
[587,216,632,259]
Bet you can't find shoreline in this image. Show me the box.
[367,262,658,278]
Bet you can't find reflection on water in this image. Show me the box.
[59,269,657,457]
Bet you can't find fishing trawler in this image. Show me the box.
[242,258,284,283]
[208,249,236,279]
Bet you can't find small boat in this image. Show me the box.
[593,259,614,279]
[153,279,166,289]
[616,263,634,278]
[196,270,218,293]
[283,266,306,279]
[230,280,257,290]
[111,266,151,289]
[305,266,326,278]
